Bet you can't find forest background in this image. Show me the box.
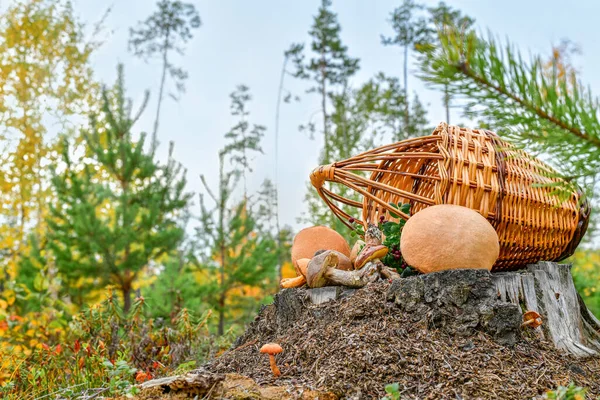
[2,0,600,397]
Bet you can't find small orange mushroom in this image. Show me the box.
[280,275,306,288]
[522,310,542,328]
[260,343,283,377]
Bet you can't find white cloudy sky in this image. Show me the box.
[60,0,600,230]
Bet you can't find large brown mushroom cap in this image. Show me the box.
[291,226,351,267]
[400,205,499,274]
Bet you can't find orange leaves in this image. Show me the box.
[135,370,152,383]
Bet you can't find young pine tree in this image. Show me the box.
[47,65,190,312]
[425,2,475,123]
[196,86,277,335]
[129,0,201,140]
[381,0,431,134]
[286,0,360,163]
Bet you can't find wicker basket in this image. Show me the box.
[310,122,590,271]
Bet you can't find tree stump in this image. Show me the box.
[493,262,600,357]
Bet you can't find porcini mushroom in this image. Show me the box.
[306,250,381,288]
[260,343,283,377]
[354,245,389,270]
[522,310,542,328]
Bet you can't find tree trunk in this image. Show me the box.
[153,30,170,148]
[320,54,328,162]
[218,291,225,336]
[444,84,450,124]
[403,44,409,135]
[122,285,131,313]
[274,56,287,283]
[493,262,600,357]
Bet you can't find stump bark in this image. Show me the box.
[493,261,600,357]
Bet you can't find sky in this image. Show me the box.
[65,0,600,231]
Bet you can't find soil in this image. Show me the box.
[202,282,600,400]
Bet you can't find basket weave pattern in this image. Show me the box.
[310,123,590,271]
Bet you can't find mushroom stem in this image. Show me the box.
[380,265,401,280]
[324,261,381,287]
[268,354,281,377]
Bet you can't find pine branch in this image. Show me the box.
[418,28,600,178]
[455,61,600,149]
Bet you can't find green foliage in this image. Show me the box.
[144,250,205,320]
[379,203,411,272]
[224,85,266,198]
[569,250,600,318]
[0,290,220,399]
[196,85,279,335]
[129,0,201,96]
[129,0,201,138]
[286,0,360,162]
[47,65,191,311]
[545,383,587,400]
[382,0,432,50]
[381,382,401,400]
[425,2,475,122]
[418,26,600,181]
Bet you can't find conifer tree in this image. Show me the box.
[418,27,600,181]
[223,85,266,199]
[286,0,360,163]
[47,65,190,312]
[129,0,201,141]
[196,86,277,335]
[425,2,474,123]
[382,0,431,134]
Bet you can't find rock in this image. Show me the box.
[291,226,351,267]
[400,204,499,274]
[307,287,341,304]
[387,269,521,345]
[307,286,357,305]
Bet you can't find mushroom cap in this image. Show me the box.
[295,258,311,278]
[260,343,283,354]
[280,275,306,289]
[350,240,365,266]
[306,250,339,288]
[400,205,499,274]
[354,244,389,269]
[523,310,542,328]
[291,226,351,267]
